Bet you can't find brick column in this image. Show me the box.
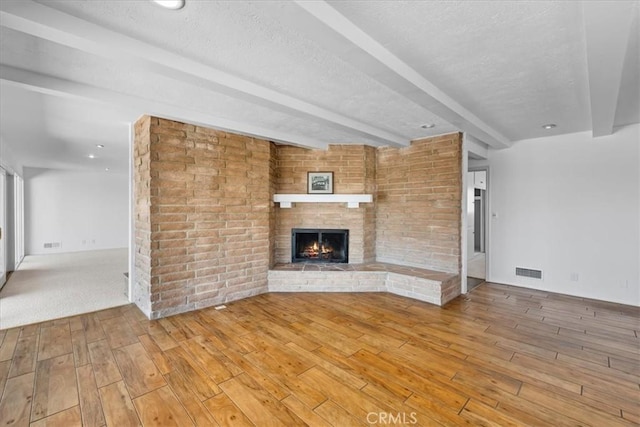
[133,115,152,317]
[133,116,273,319]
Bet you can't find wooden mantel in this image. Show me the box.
[273,194,373,208]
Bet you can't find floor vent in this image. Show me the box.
[516,267,542,279]
[43,242,61,249]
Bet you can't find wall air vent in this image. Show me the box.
[516,267,542,279]
[43,242,61,249]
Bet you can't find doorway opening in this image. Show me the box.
[0,168,129,329]
[467,168,487,290]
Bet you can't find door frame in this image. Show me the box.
[468,165,490,285]
[0,168,6,287]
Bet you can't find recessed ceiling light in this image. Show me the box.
[88,154,96,159]
[421,123,436,129]
[542,123,556,130]
[96,144,105,148]
[151,0,185,10]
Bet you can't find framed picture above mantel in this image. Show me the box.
[307,171,334,194]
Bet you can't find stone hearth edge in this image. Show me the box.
[269,262,461,306]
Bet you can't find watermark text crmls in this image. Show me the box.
[366,412,418,425]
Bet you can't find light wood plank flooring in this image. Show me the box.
[0,283,638,426]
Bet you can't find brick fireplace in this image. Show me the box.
[274,144,376,264]
[133,116,462,319]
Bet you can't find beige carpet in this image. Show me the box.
[0,248,130,329]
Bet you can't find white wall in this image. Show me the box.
[488,124,640,306]
[25,168,128,254]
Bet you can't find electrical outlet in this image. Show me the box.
[570,272,579,282]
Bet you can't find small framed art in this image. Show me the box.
[307,171,334,194]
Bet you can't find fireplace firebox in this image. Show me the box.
[291,229,348,263]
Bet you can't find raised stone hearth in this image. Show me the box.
[268,262,461,306]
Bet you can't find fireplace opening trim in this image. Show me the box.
[292,228,349,263]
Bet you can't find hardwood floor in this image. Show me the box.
[0,283,638,426]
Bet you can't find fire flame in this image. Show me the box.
[302,241,333,259]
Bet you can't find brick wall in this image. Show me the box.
[274,145,376,264]
[133,122,463,318]
[133,116,273,319]
[133,115,152,317]
[269,143,278,267]
[363,146,377,263]
[376,133,462,273]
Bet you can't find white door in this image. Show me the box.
[0,170,6,286]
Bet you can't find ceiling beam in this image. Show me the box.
[582,1,637,137]
[0,65,332,150]
[291,0,512,149]
[0,0,407,147]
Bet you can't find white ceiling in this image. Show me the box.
[0,0,638,173]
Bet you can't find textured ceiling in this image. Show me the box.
[330,1,592,140]
[0,0,638,173]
